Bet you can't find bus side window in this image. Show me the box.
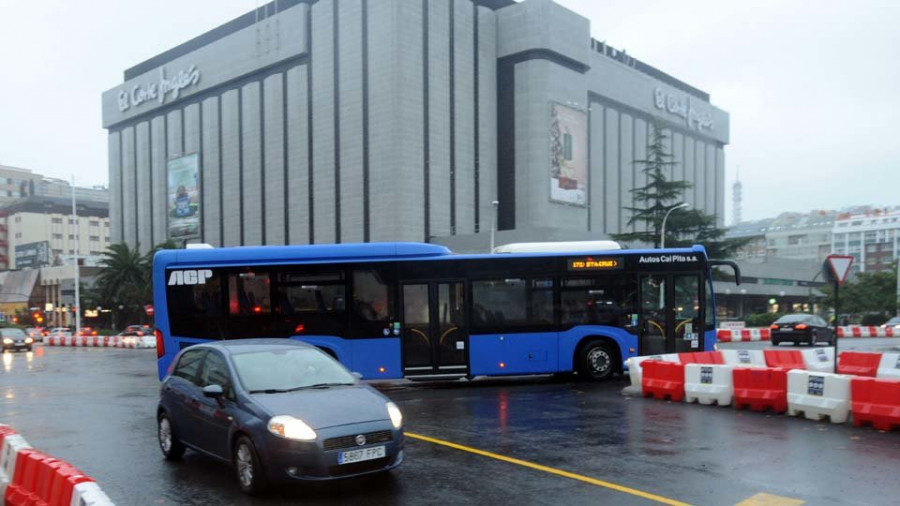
[350,269,395,338]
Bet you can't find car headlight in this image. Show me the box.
[386,402,403,429]
[267,415,317,441]
[25,337,33,344]
[2,338,12,345]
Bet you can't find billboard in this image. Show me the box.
[167,153,201,241]
[549,103,588,206]
[14,241,50,269]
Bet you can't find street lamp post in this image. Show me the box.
[489,200,499,253]
[660,202,690,249]
[71,175,80,334]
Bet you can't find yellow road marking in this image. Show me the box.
[405,431,690,506]
[735,492,805,506]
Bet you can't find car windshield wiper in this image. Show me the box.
[248,388,294,394]
[285,382,355,391]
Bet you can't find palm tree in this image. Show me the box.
[95,242,149,325]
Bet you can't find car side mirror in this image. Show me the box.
[351,372,363,381]
[202,384,224,398]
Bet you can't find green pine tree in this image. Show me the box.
[610,123,746,258]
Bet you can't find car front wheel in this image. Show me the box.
[158,413,186,461]
[234,435,267,494]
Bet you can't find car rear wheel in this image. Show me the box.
[158,413,186,461]
[234,435,267,494]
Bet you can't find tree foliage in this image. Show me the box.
[610,123,747,258]
[820,268,899,321]
[94,240,178,326]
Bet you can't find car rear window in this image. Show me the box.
[775,315,812,324]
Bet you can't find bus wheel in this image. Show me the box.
[578,341,615,381]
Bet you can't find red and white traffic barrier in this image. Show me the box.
[836,326,896,338]
[41,335,155,349]
[717,326,898,342]
[0,423,114,505]
[716,328,771,342]
[631,349,900,431]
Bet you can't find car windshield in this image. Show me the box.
[1,329,26,338]
[886,317,900,325]
[775,315,812,324]
[231,348,356,393]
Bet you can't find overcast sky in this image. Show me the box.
[1,0,897,223]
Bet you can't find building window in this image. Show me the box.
[89,235,100,241]
[52,233,63,240]
[68,234,75,240]
[52,217,62,224]
[89,220,99,227]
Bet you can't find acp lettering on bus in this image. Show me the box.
[168,269,214,286]
[568,256,624,271]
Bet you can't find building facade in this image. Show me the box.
[102,0,729,252]
[832,207,900,273]
[0,196,111,270]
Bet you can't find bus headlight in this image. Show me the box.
[386,402,403,429]
[267,415,317,441]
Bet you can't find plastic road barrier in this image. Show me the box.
[684,364,733,406]
[0,426,30,499]
[0,424,113,505]
[800,348,835,373]
[715,328,771,342]
[764,350,806,370]
[787,370,852,423]
[721,349,767,367]
[733,367,789,413]
[625,354,679,391]
[876,353,900,379]
[837,326,896,338]
[678,351,724,364]
[641,360,686,402]
[837,351,881,377]
[850,377,900,431]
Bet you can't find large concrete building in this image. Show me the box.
[102,0,729,252]
[832,207,900,273]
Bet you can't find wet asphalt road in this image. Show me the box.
[2,340,900,505]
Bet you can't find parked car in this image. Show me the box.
[1,328,34,352]
[25,327,47,343]
[770,314,834,346]
[882,316,900,330]
[119,324,153,337]
[49,327,72,338]
[157,339,404,494]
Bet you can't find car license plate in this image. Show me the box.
[338,445,386,465]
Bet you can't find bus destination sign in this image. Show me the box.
[568,256,624,271]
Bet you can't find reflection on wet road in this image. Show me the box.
[2,345,900,505]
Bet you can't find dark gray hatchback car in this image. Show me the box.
[157,339,404,494]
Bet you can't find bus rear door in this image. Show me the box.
[639,273,705,355]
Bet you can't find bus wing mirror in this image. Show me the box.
[709,260,741,285]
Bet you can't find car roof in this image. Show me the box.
[187,338,314,355]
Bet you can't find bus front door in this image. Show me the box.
[639,273,705,355]
[401,281,468,378]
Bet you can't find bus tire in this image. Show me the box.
[577,340,616,382]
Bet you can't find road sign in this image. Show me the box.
[145,305,155,316]
[825,255,853,285]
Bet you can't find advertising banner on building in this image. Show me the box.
[550,103,587,206]
[167,153,200,241]
[14,241,50,269]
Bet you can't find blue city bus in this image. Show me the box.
[152,242,740,381]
